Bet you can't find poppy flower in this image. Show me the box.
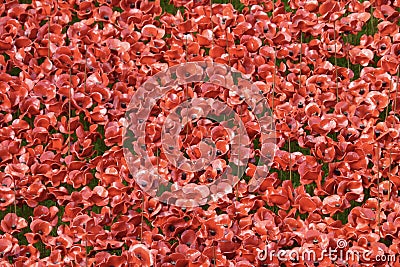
[0,213,27,234]
[198,217,225,242]
[378,21,399,36]
[158,216,187,238]
[93,5,115,22]
[374,35,392,57]
[318,0,345,21]
[295,194,321,214]
[298,156,323,185]
[141,24,165,39]
[0,234,17,258]
[314,141,336,162]
[142,197,162,218]
[348,206,379,234]
[383,211,400,238]
[129,244,153,266]
[203,246,228,266]
[176,62,204,83]
[33,205,59,227]
[263,186,291,210]
[349,47,374,66]
[339,13,370,34]
[337,180,364,202]
[322,195,351,215]
[0,187,15,209]
[25,219,52,244]
[379,54,398,73]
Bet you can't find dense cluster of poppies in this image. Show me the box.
[0,0,400,266]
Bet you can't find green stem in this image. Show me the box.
[334,20,338,102]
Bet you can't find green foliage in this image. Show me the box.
[94,125,110,157]
[2,53,10,61]
[160,0,184,15]
[305,182,316,195]
[265,203,279,214]
[112,7,124,13]
[9,67,22,76]
[79,112,90,131]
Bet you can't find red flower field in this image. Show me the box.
[0,0,400,266]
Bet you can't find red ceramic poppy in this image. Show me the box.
[0,213,27,234]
